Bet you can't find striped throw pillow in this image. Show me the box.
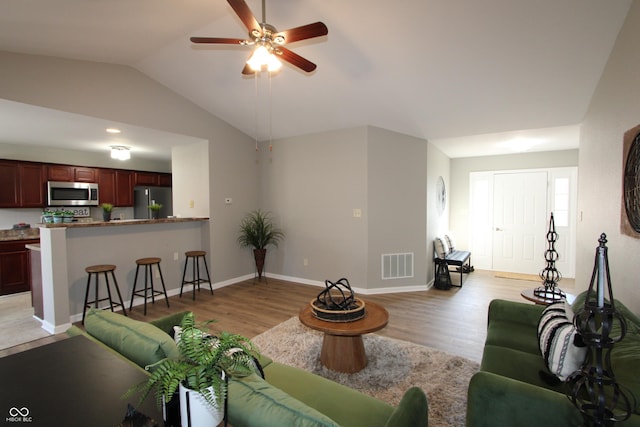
[434,237,449,259]
[538,301,587,381]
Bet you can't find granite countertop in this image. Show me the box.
[0,228,40,242]
[40,217,209,229]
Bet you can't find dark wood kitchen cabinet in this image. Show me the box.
[0,239,39,296]
[0,160,45,208]
[115,170,134,206]
[47,164,97,183]
[97,168,116,205]
[135,171,172,187]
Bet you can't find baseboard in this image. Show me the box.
[265,273,429,295]
[41,319,72,335]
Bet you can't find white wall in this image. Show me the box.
[258,127,369,287]
[577,0,640,314]
[427,143,451,283]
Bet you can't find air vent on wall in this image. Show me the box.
[381,252,414,280]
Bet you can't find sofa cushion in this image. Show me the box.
[538,301,587,381]
[228,373,340,427]
[263,361,394,427]
[84,309,180,368]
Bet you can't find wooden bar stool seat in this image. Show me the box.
[180,250,213,300]
[129,257,170,315]
[82,264,127,324]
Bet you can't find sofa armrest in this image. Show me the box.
[487,299,544,327]
[466,371,581,427]
[383,387,428,427]
[148,310,191,336]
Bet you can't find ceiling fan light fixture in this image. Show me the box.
[247,43,282,72]
[110,146,131,160]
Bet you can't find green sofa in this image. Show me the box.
[67,309,428,427]
[466,292,640,427]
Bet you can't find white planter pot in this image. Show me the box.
[179,383,224,427]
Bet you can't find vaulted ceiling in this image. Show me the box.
[0,0,632,159]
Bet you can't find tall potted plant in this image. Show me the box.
[127,312,258,427]
[237,210,284,280]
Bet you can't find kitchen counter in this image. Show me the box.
[0,227,40,241]
[39,217,208,228]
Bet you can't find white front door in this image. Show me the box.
[492,171,548,274]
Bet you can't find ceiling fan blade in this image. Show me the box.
[227,0,260,33]
[278,47,317,73]
[190,37,246,45]
[274,22,328,44]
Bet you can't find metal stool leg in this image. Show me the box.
[82,273,92,324]
[109,270,127,316]
[130,265,140,312]
[156,262,170,308]
[179,256,189,297]
[202,256,213,295]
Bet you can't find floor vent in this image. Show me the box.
[382,252,414,280]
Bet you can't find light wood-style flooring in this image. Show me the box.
[0,270,575,362]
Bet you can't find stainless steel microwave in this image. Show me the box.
[47,181,99,206]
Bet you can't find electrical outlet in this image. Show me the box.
[303,258,309,266]
[189,200,194,208]
[353,208,362,218]
[173,252,179,261]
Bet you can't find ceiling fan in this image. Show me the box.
[190,0,328,75]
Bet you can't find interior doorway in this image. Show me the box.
[469,167,577,277]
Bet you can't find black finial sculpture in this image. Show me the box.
[567,233,632,426]
[534,212,565,302]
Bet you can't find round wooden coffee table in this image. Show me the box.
[299,300,389,373]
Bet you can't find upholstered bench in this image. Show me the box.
[433,235,472,289]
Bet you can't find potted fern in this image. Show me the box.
[237,210,284,280]
[127,312,258,427]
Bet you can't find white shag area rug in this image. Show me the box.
[0,292,49,351]
[251,316,479,427]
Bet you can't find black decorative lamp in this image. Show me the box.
[535,212,566,302]
[567,233,632,426]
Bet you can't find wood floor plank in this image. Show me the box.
[0,270,575,362]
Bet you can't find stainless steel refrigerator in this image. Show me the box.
[133,186,173,219]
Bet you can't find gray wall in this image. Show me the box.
[426,142,450,281]
[450,150,579,250]
[258,126,430,290]
[577,0,640,314]
[0,51,259,284]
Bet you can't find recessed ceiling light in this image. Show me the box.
[106,128,121,134]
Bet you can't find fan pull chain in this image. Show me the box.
[254,71,259,151]
[269,71,273,152]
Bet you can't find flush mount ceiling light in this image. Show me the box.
[106,128,121,134]
[110,146,130,160]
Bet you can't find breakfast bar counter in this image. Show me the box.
[40,217,208,228]
[37,217,210,334]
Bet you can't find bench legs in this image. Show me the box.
[433,255,472,288]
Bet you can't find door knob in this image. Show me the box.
[495,227,503,231]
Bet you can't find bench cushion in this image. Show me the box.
[444,250,470,263]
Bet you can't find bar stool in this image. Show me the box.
[129,257,170,315]
[82,264,127,324]
[180,250,213,300]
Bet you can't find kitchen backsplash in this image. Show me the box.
[0,206,135,230]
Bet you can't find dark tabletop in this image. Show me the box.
[0,335,162,427]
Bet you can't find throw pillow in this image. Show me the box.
[84,309,180,368]
[228,373,340,427]
[434,236,449,259]
[444,234,456,252]
[538,301,587,381]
